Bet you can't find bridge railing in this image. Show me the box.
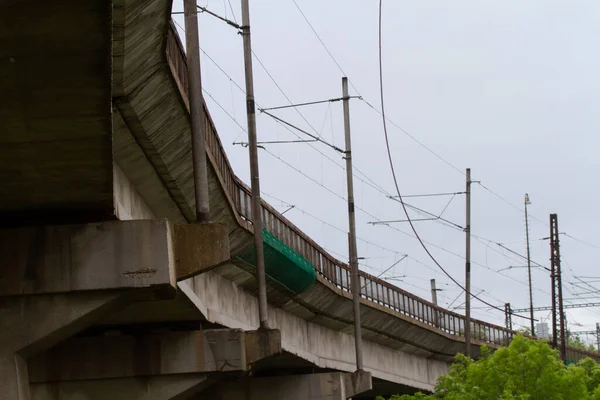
[166,23,530,349]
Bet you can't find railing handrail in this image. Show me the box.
[164,23,599,360]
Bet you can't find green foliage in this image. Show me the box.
[568,333,588,350]
[380,335,600,400]
[517,326,531,336]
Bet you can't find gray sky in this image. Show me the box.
[172,0,600,343]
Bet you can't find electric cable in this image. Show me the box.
[376,0,531,321]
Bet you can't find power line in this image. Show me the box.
[259,110,344,153]
[260,96,359,111]
[226,0,238,24]
[260,148,509,307]
[511,302,600,314]
[262,137,546,303]
[172,6,241,30]
[285,4,583,239]
[290,0,359,93]
[376,1,530,321]
[251,50,324,139]
[563,233,600,250]
[395,191,466,198]
[195,41,523,318]
[261,191,497,306]
[192,38,474,235]
[260,191,402,256]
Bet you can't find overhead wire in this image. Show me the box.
[178,16,529,320]
[261,181,502,305]
[290,0,465,176]
[206,81,537,313]
[287,1,600,259]
[251,50,324,139]
[188,33,471,235]
[376,0,531,320]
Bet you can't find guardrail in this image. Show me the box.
[165,23,599,360]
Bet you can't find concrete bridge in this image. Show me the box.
[1,1,597,399]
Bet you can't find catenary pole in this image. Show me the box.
[342,76,363,371]
[464,168,472,357]
[241,0,268,329]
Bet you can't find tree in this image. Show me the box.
[516,326,531,336]
[569,333,588,350]
[378,335,598,400]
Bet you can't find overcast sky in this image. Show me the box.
[172,0,600,343]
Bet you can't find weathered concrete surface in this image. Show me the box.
[215,372,371,400]
[0,0,114,224]
[0,220,177,297]
[0,220,178,400]
[113,108,187,224]
[179,272,448,392]
[113,0,198,223]
[0,292,130,400]
[174,223,230,280]
[29,329,281,382]
[344,371,373,398]
[30,375,210,400]
[113,163,156,221]
[244,329,282,365]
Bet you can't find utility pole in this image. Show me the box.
[183,0,210,222]
[505,303,513,330]
[241,0,268,329]
[342,77,363,371]
[596,323,600,352]
[430,279,438,305]
[524,194,534,335]
[464,168,472,357]
[550,213,566,362]
[431,279,439,328]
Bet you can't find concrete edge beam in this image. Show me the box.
[173,223,230,281]
[0,220,177,298]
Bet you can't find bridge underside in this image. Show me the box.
[0,0,114,225]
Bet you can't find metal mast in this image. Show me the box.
[550,213,566,362]
[525,194,534,335]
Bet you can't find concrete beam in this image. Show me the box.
[31,375,210,400]
[244,329,281,365]
[344,370,373,398]
[182,272,448,391]
[216,372,372,400]
[29,329,282,383]
[173,223,229,280]
[0,220,177,297]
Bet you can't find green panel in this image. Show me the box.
[239,229,316,294]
